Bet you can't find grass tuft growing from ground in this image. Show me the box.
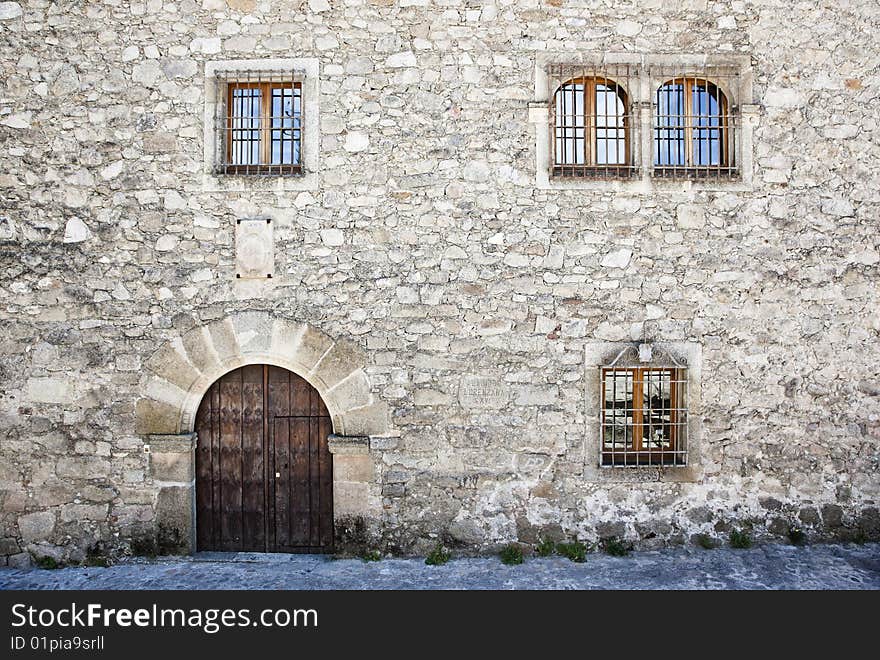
[425,544,451,566]
[536,538,556,557]
[556,541,588,563]
[730,529,752,549]
[499,543,524,565]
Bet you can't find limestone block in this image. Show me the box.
[56,457,112,479]
[142,133,178,154]
[207,318,240,363]
[26,377,74,404]
[60,503,108,523]
[181,326,222,376]
[293,325,335,372]
[235,219,274,279]
[333,455,374,482]
[155,486,194,554]
[135,398,180,434]
[144,341,201,391]
[63,217,92,243]
[340,401,391,437]
[601,248,633,269]
[333,481,373,517]
[150,452,194,482]
[231,311,274,355]
[314,339,366,387]
[270,319,306,362]
[676,204,706,229]
[327,434,370,455]
[0,3,23,20]
[18,511,55,543]
[325,370,373,412]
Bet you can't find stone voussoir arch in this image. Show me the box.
[135,311,390,438]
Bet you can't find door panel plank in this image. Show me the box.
[218,369,243,551]
[195,382,214,551]
[241,364,265,551]
[267,366,291,552]
[308,416,321,547]
[291,417,310,546]
[273,417,290,551]
[318,415,334,548]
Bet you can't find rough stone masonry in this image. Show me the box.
[0,0,878,567]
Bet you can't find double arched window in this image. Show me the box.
[548,66,739,181]
[552,77,632,176]
[654,78,731,171]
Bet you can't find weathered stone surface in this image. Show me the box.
[0,1,876,562]
[62,217,92,243]
[18,511,55,543]
[0,3,23,20]
[26,378,74,404]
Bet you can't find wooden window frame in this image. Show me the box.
[600,367,683,466]
[224,80,302,176]
[551,76,633,177]
[654,77,731,173]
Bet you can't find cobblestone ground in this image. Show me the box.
[1,544,878,590]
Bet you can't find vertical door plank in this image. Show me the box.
[291,416,310,546]
[308,412,321,547]
[219,369,243,551]
[194,383,214,551]
[291,372,310,416]
[210,382,222,548]
[267,366,291,552]
[240,364,265,551]
[318,415,334,549]
[272,417,290,551]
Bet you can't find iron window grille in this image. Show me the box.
[548,63,639,180]
[214,70,303,176]
[651,65,740,180]
[600,345,688,467]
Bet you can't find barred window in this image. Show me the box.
[218,74,302,175]
[551,71,636,179]
[600,346,688,467]
[653,72,738,178]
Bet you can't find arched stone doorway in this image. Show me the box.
[135,313,390,554]
[195,364,333,553]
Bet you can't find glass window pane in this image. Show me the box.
[554,82,585,165]
[230,87,261,165]
[655,83,685,166]
[642,370,672,449]
[603,370,634,452]
[692,84,722,166]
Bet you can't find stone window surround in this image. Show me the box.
[583,341,703,483]
[530,53,758,192]
[201,58,320,193]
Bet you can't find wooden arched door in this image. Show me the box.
[195,365,333,553]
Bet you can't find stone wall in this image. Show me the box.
[0,0,878,565]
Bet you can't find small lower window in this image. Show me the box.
[220,76,302,175]
[600,347,688,466]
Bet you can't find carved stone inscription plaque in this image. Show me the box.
[458,375,507,409]
[235,218,273,279]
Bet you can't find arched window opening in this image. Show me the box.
[552,76,634,178]
[654,77,734,175]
